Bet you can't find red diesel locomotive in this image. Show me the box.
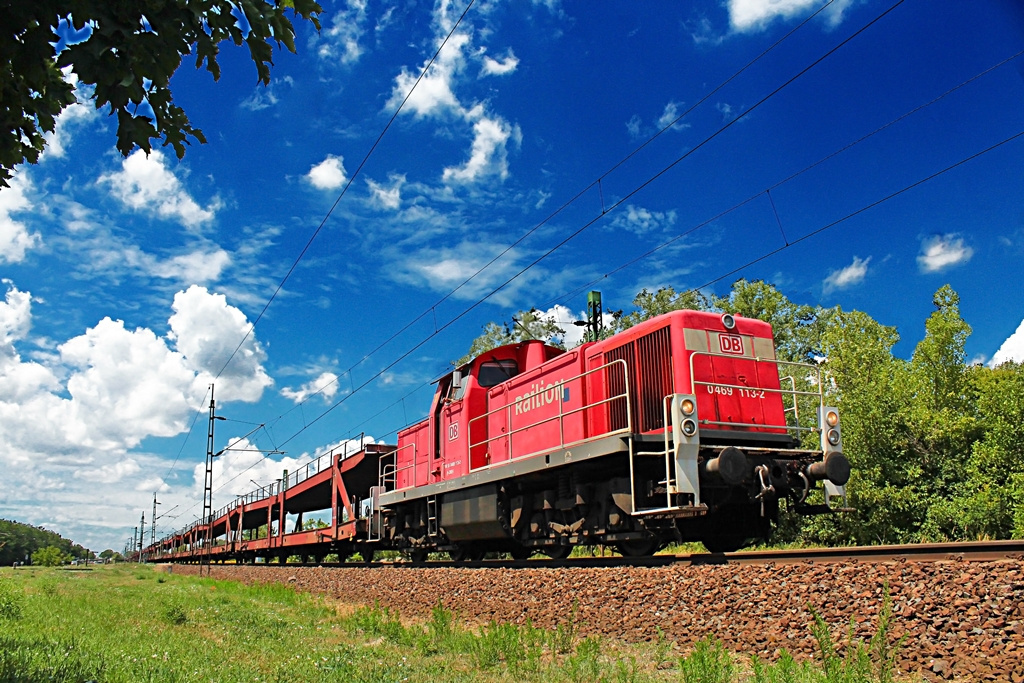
[152,308,849,563]
[377,308,849,558]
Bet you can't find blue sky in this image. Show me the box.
[2,0,1023,552]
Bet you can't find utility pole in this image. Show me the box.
[587,291,603,342]
[151,493,159,558]
[138,511,145,563]
[202,384,225,576]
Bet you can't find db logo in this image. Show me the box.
[719,334,744,355]
[448,423,459,441]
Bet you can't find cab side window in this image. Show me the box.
[477,360,518,388]
[445,370,466,401]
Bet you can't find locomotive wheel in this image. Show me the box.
[449,546,484,562]
[509,544,532,560]
[700,536,746,553]
[543,545,572,560]
[615,539,661,557]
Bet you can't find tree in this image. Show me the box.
[609,287,707,334]
[1,0,322,186]
[32,545,69,567]
[712,279,822,362]
[456,308,566,367]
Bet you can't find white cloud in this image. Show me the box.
[481,50,519,76]
[139,248,231,284]
[656,101,689,131]
[99,150,220,229]
[387,32,470,118]
[386,13,520,187]
[0,173,41,264]
[728,0,854,32]
[442,113,521,183]
[316,0,369,66]
[822,255,870,294]
[41,67,98,160]
[281,371,340,403]
[306,155,348,191]
[0,281,273,550]
[990,319,1024,367]
[367,174,404,210]
[166,285,273,403]
[610,204,678,236]
[917,234,973,273]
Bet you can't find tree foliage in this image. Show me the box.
[455,308,567,367]
[31,545,70,567]
[0,519,89,566]
[1,0,322,186]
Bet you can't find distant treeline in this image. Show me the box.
[0,519,92,566]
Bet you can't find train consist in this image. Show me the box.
[149,309,850,563]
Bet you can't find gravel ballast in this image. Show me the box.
[173,560,1024,682]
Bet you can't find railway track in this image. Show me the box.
[182,539,1024,570]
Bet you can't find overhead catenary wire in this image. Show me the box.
[160,0,477,482]
[170,0,1018,536]
[182,0,910,516]
[270,0,843,415]
[550,47,1024,307]
[212,0,479,382]
[169,126,1024,539]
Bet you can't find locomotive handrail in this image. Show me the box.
[378,442,414,493]
[467,358,633,467]
[688,352,824,436]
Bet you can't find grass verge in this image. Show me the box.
[0,565,917,682]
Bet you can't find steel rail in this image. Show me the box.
[177,540,1024,571]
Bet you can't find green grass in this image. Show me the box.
[0,565,918,682]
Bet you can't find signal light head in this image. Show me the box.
[826,410,839,427]
[681,398,695,415]
[827,428,840,446]
[682,419,697,437]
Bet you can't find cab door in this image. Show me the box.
[439,371,469,480]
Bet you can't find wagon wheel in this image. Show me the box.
[409,549,429,564]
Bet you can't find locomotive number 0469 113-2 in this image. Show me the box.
[707,385,765,399]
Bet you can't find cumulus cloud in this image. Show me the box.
[0,173,42,264]
[917,234,973,273]
[167,285,273,403]
[99,150,220,229]
[822,255,870,294]
[442,113,521,183]
[387,31,470,118]
[281,371,340,403]
[610,205,678,236]
[41,69,98,160]
[386,11,520,187]
[366,174,404,210]
[316,0,369,66]
[0,280,274,549]
[990,319,1024,367]
[481,50,519,76]
[728,0,855,32]
[306,155,348,191]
